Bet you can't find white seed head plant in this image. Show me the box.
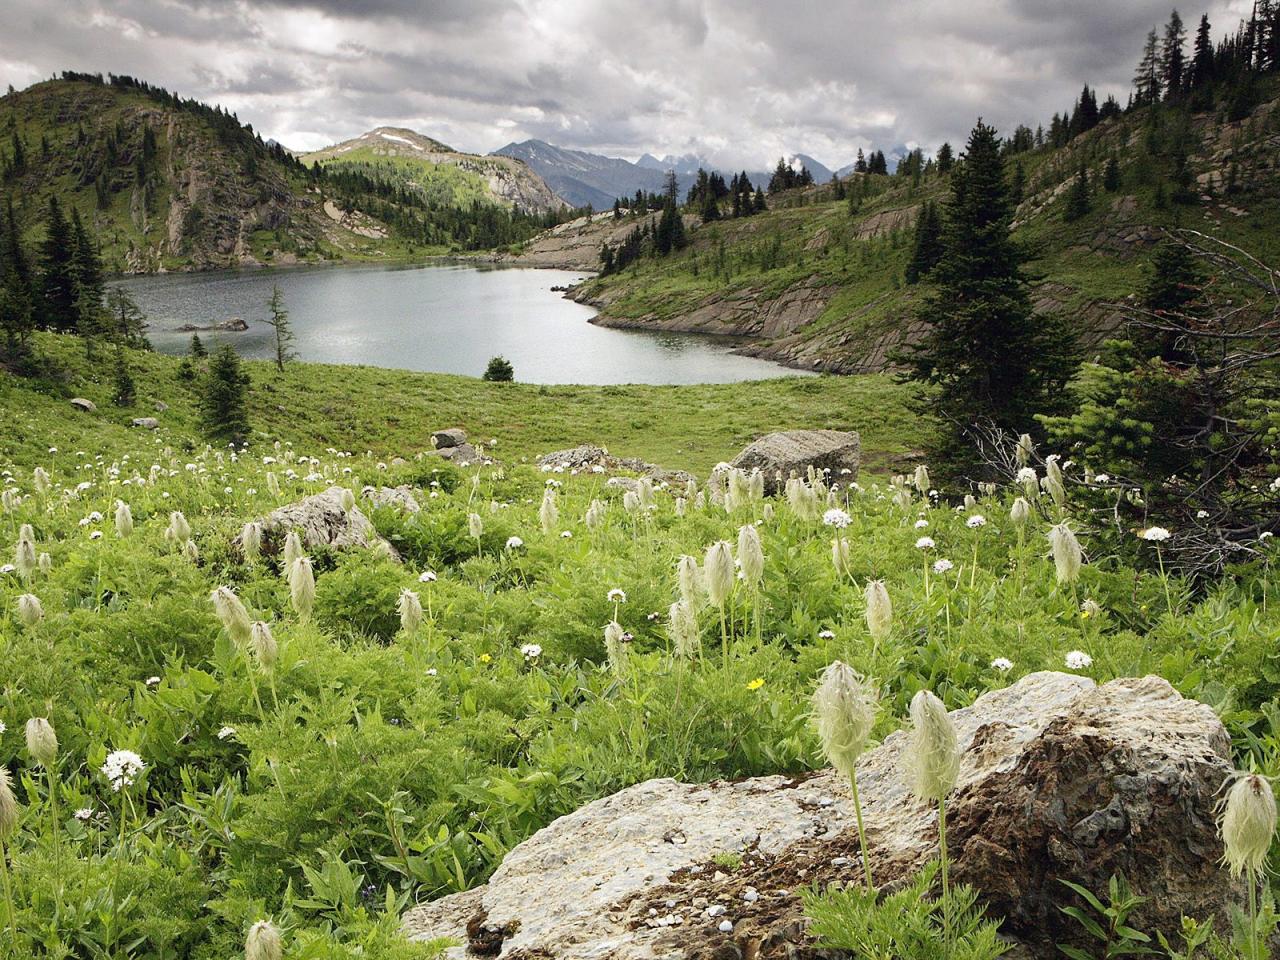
[25,717,58,767]
[241,521,263,562]
[539,489,559,534]
[0,765,18,839]
[283,530,304,570]
[245,920,283,960]
[398,588,423,636]
[289,556,315,621]
[1048,523,1083,585]
[250,621,279,672]
[604,620,629,677]
[812,661,878,781]
[737,524,764,590]
[677,555,704,609]
[1219,773,1276,880]
[907,690,960,802]
[668,599,700,659]
[865,580,892,642]
[704,540,735,608]
[211,586,253,648]
[114,500,133,538]
[17,593,43,629]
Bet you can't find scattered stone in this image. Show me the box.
[69,397,96,413]
[730,429,860,494]
[153,401,169,412]
[538,444,695,487]
[362,485,421,513]
[130,417,160,429]
[239,485,399,560]
[432,428,468,449]
[404,673,1235,958]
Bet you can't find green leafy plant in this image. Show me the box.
[1057,874,1154,958]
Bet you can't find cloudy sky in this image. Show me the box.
[0,0,1258,170]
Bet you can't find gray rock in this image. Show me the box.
[731,429,860,493]
[436,442,483,465]
[539,444,695,487]
[153,401,169,412]
[241,485,399,560]
[69,397,96,413]
[404,673,1234,959]
[130,417,160,429]
[362,485,421,513]
[432,428,468,449]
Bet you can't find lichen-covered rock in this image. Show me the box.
[241,485,398,560]
[131,417,160,429]
[69,397,96,412]
[403,673,1234,959]
[730,430,860,493]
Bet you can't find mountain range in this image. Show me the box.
[494,140,838,208]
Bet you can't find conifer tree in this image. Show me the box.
[1191,14,1215,88]
[201,344,250,445]
[38,196,78,332]
[1063,163,1091,221]
[112,347,136,406]
[905,201,943,284]
[190,333,207,358]
[264,284,296,372]
[936,142,954,174]
[1161,10,1187,99]
[1134,28,1162,104]
[896,120,1076,480]
[0,198,34,359]
[1103,153,1121,192]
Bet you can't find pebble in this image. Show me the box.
[831,856,850,866]
[705,904,727,918]
[718,920,734,933]
[743,888,759,903]
[817,796,835,807]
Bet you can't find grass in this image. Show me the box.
[0,334,924,477]
[1,332,1278,958]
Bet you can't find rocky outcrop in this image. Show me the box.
[69,397,96,413]
[731,430,860,493]
[241,485,398,559]
[362,485,422,513]
[538,444,695,487]
[428,428,490,466]
[176,317,249,332]
[404,672,1235,959]
[130,417,160,429]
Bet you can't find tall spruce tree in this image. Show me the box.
[0,197,34,358]
[201,344,251,445]
[904,201,943,283]
[1063,163,1091,221]
[1161,10,1187,99]
[264,284,296,372]
[1134,29,1162,104]
[896,120,1076,481]
[39,196,78,332]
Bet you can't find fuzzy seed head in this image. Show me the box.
[114,500,133,538]
[245,919,283,960]
[250,621,278,672]
[1220,773,1277,880]
[38,552,52,575]
[339,488,355,513]
[637,478,655,510]
[0,766,19,839]
[181,538,200,562]
[704,540,735,608]
[913,465,931,496]
[398,588,423,636]
[907,690,960,802]
[737,524,764,589]
[33,466,50,495]
[1016,433,1034,467]
[832,537,851,576]
[668,600,700,659]
[1010,497,1031,525]
[539,489,559,535]
[604,620,629,677]
[674,497,687,517]
[282,530,304,570]
[25,717,57,767]
[15,527,36,581]
[813,661,878,782]
[17,593,43,628]
[677,555,704,609]
[211,586,253,647]
[168,511,191,543]
[864,580,892,641]
[240,521,263,562]
[1048,523,1083,585]
[289,556,315,621]
[468,512,484,539]
[266,471,281,498]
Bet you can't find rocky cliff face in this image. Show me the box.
[404,672,1236,959]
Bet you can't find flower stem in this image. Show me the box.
[849,772,873,893]
[938,796,950,946]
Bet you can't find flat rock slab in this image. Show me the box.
[404,672,1234,958]
[433,428,469,449]
[131,417,160,429]
[730,430,860,493]
[539,444,695,487]
[362,485,422,513]
[69,397,96,412]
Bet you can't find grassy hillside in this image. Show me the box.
[542,77,1280,373]
[0,77,570,272]
[301,128,564,216]
[1,336,1277,957]
[0,334,923,476]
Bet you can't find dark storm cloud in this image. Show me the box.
[0,0,1256,168]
